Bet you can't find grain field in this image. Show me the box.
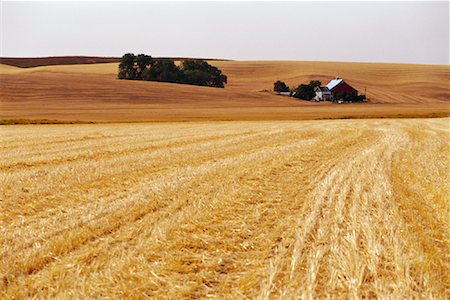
[1,119,449,298]
[1,61,448,122]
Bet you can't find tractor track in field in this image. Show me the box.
[1,119,448,298]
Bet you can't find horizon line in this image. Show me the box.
[1,55,449,66]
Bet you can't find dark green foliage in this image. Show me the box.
[293,81,321,100]
[118,53,227,88]
[134,54,153,79]
[334,92,366,102]
[181,60,227,88]
[118,53,153,80]
[293,84,314,100]
[183,70,210,86]
[309,80,322,89]
[142,59,182,82]
[358,94,367,102]
[118,53,136,79]
[273,81,289,93]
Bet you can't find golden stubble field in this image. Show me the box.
[1,118,448,298]
[0,60,448,122]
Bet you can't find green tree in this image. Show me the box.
[142,59,181,82]
[181,60,227,88]
[118,53,136,79]
[134,54,153,79]
[293,80,322,100]
[333,92,366,102]
[309,80,321,89]
[273,81,289,93]
[118,54,227,88]
[118,53,152,80]
[293,84,314,100]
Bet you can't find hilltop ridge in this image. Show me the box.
[0,56,231,68]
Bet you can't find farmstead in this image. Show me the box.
[314,77,359,101]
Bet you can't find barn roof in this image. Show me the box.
[326,78,343,90]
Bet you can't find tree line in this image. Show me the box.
[118,53,227,88]
[273,80,322,99]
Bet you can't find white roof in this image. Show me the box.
[326,78,343,90]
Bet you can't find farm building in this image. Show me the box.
[314,77,358,101]
[327,77,358,97]
[313,86,333,101]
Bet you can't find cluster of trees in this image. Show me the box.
[293,80,321,100]
[118,53,227,88]
[333,92,366,102]
[273,80,321,100]
[273,80,366,102]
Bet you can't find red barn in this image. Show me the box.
[326,77,358,99]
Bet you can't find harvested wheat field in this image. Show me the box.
[1,118,449,298]
[1,60,449,122]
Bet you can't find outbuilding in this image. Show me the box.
[326,77,358,98]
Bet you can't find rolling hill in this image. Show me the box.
[0,59,448,122]
[0,56,228,68]
[0,56,121,68]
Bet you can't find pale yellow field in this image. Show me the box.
[1,119,449,298]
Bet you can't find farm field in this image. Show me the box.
[1,118,448,298]
[1,60,449,122]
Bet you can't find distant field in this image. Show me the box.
[1,118,448,298]
[0,56,121,68]
[0,60,448,122]
[0,56,228,68]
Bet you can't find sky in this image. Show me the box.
[1,1,449,64]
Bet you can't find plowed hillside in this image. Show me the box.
[1,119,448,298]
[0,61,448,121]
[0,56,121,68]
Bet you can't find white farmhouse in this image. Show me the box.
[313,86,333,101]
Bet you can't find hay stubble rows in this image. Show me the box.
[1,119,448,298]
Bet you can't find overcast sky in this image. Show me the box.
[1,1,449,64]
